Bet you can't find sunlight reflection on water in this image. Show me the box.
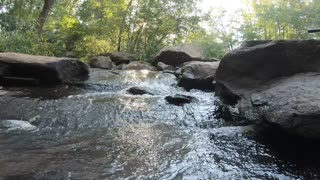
[0,70,319,179]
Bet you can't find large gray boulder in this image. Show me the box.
[239,73,320,138]
[89,56,115,69]
[0,52,89,85]
[176,61,219,91]
[215,40,320,138]
[216,40,320,103]
[153,44,207,67]
[100,52,136,65]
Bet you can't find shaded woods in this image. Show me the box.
[0,0,320,61]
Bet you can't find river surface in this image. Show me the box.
[0,69,319,179]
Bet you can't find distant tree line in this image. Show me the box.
[0,0,319,61]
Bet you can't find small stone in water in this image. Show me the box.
[165,94,194,106]
[209,133,215,140]
[128,87,153,95]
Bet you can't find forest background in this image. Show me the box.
[0,0,319,62]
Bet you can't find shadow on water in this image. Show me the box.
[254,125,320,177]
[0,69,320,179]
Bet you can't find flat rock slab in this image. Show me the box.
[0,52,89,85]
[0,120,37,132]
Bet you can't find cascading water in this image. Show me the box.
[0,69,319,179]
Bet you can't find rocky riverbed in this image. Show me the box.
[1,69,320,179]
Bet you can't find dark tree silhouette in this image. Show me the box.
[37,0,56,37]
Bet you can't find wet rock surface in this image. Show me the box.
[216,40,320,138]
[0,69,319,179]
[215,40,320,102]
[0,52,89,85]
[176,61,219,91]
[165,94,194,106]
[127,86,154,95]
[239,73,320,138]
[89,56,115,69]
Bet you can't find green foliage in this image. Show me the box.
[0,30,65,56]
[0,0,207,60]
[187,31,226,59]
[186,8,242,59]
[241,0,319,40]
[1,0,320,61]
[74,35,114,62]
[201,40,226,59]
[0,31,35,54]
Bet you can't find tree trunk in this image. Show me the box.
[131,26,144,52]
[37,0,56,37]
[117,0,133,52]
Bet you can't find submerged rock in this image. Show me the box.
[165,94,195,106]
[0,120,37,132]
[128,87,154,95]
[89,56,115,69]
[153,44,207,67]
[0,52,89,85]
[215,40,320,138]
[176,61,219,91]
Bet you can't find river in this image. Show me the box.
[0,69,319,179]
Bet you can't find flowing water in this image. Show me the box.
[0,69,319,179]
